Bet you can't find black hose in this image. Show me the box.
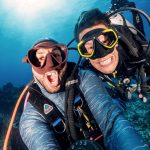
[117,30,139,57]
[107,7,150,24]
[64,35,82,142]
[67,82,78,141]
[67,38,75,47]
[64,38,79,143]
[70,56,82,77]
[68,47,77,51]
[139,65,148,94]
[64,86,73,144]
[65,56,82,141]
[128,26,148,41]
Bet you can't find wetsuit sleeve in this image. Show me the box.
[19,102,61,150]
[79,69,149,150]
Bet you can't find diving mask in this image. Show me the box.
[77,28,118,59]
[23,40,68,74]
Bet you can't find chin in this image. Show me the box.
[103,70,115,74]
[45,85,61,93]
[42,76,62,93]
[99,66,116,74]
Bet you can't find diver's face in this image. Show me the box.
[32,47,67,93]
[79,24,119,74]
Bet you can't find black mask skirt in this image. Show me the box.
[81,28,115,60]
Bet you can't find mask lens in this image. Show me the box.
[97,29,118,48]
[28,49,41,67]
[84,40,94,55]
[27,44,68,74]
[78,40,94,58]
[78,29,118,59]
[28,47,60,67]
[51,47,63,63]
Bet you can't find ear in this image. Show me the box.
[22,55,29,63]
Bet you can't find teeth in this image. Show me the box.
[51,81,56,83]
[100,58,112,66]
[46,72,57,76]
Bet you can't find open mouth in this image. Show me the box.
[46,70,59,86]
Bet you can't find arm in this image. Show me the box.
[19,102,61,150]
[79,69,149,150]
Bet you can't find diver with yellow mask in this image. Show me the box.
[74,6,150,102]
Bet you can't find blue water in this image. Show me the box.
[0,0,149,87]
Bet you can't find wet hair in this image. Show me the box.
[74,8,110,42]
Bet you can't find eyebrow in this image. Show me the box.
[52,47,61,51]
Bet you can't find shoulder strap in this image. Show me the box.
[28,83,71,149]
[28,83,64,125]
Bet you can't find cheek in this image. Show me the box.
[60,64,67,76]
[37,75,45,85]
[32,68,44,83]
[36,51,47,58]
[90,60,100,68]
[114,50,119,63]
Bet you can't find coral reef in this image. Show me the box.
[124,93,150,146]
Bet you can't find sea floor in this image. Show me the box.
[124,93,150,146]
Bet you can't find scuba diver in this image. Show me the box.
[5,38,148,150]
[74,5,150,102]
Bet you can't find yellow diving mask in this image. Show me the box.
[77,28,118,59]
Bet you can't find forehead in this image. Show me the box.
[36,47,58,53]
[79,24,108,41]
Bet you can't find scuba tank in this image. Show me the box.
[109,13,137,35]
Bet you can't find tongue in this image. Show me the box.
[47,73,59,86]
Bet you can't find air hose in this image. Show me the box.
[3,80,33,150]
[65,38,83,142]
[65,56,82,142]
[65,78,77,142]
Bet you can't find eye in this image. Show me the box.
[52,48,62,57]
[84,40,94,54]
[36,49,48,66]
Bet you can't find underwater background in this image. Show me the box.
[0,0,150,149]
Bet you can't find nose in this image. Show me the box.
[98,35,106,43]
